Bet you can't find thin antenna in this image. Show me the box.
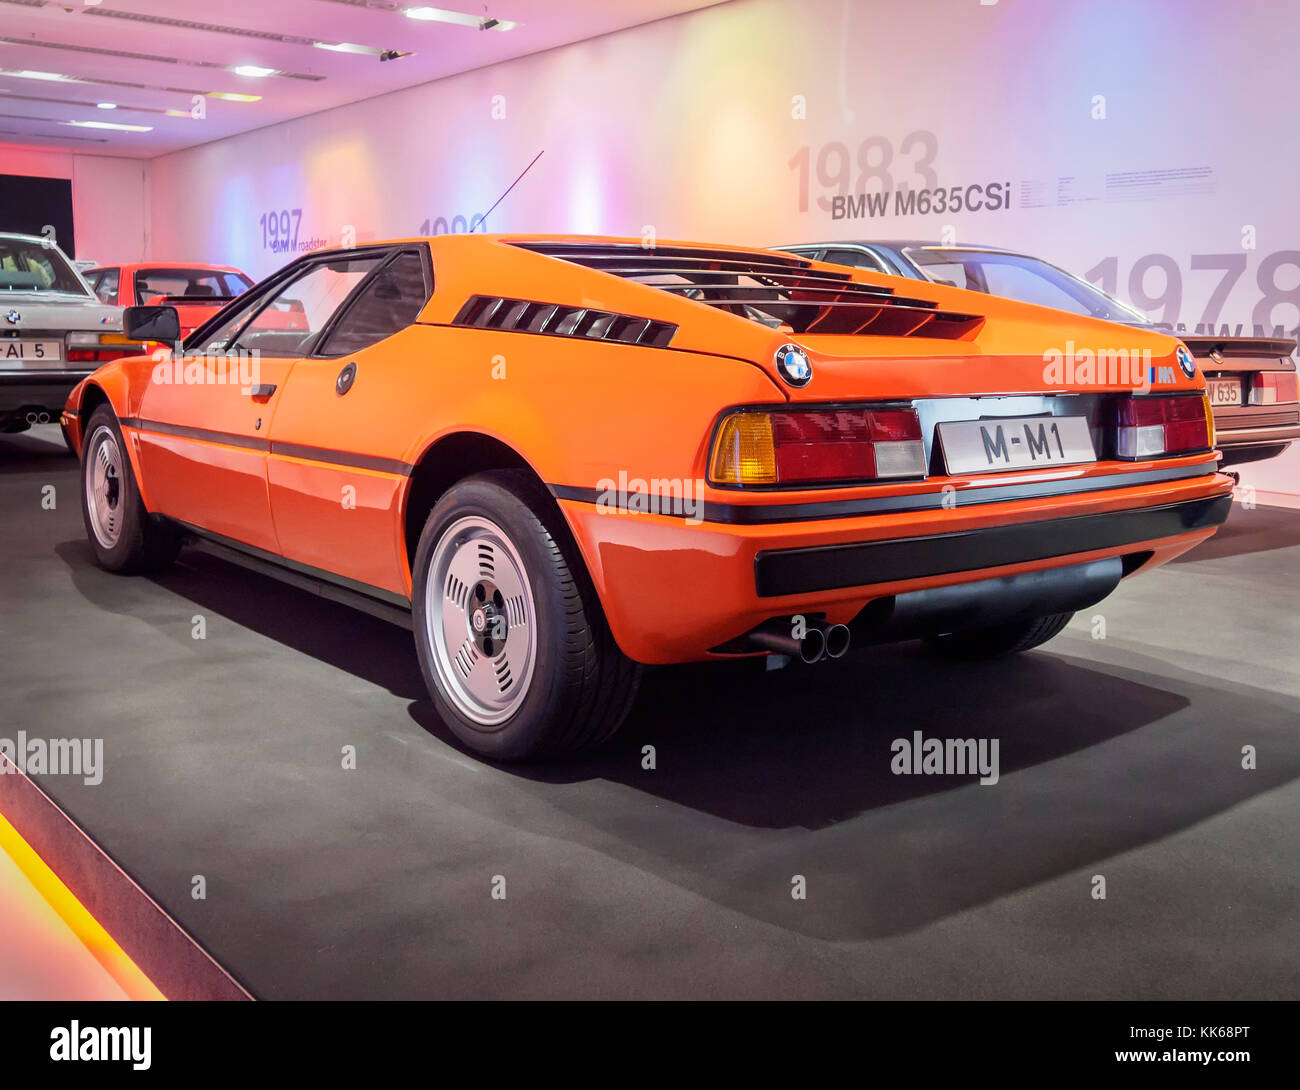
[476,149,543,230]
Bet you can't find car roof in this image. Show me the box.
[0,231,60,245]
[297,234,825,259]
[781,240,1023,255]
[94,261,249,274]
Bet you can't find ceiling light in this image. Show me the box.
[65,119,153,132]
[404,7,518,30]
[232,65,276,78]
[164,108,193,117]
[313,41,383,55]
[5,70,76,82]
[96,102,116,109]
[207,91,262,102]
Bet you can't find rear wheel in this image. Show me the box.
[80,405,181,574]
[924,611,1075,659]
[412,470,640,761]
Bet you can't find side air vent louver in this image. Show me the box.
[452,295,677,347]
[510,241,984,339]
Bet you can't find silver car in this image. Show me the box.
[0,233,137,441]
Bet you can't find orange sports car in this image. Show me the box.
[62,235,1234,761]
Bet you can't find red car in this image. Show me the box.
[85,262,255,339]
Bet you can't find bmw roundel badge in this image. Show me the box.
[1175,344,1196,378]
[775,343,812,387]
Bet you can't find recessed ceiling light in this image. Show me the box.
[65,119,153,132]
[96,102,117,109]
[403,7,518,30]
[232,65,276,78]
[6,70,76,82]
[207,91,262,102]
[313,41,384,56]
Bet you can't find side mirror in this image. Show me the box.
[123,305,180,344]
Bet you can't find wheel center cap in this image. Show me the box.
[471,608,487,632]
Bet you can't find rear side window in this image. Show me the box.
[317,251,430,357]
[90,267,119,304]
[222,272,253,297]
[821,248,887,273]
[135,267,229,301]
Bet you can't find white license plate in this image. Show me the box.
[938,416,1096,474]
[1206,377,1242,406]
[0,339,62,363]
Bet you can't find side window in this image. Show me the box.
[223,272,253,297]
[91,268,119,304]
[978,261,1089,314]
[316,251,430,358]
[199,255,385,358]
[821,248,887,273]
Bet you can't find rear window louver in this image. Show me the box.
[452,294,677,347]
[511,241,984,339]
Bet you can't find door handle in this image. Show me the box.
[248,384,277,398]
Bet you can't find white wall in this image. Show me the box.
[0,146,150,264]
[145,0,1300,502]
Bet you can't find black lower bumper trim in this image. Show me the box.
[754,493,1232,598]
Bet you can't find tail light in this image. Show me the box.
[710,406,927,486]
[66,332,145,363]
[1114,394,1212,459]
[1248,371,1300,405]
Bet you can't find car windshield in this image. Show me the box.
[903,248,1150,325]
[135,267,253,302]
[0,237,89,296]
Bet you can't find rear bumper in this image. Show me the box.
[559,459,1235,664]
[1212,403,1300,452]
[755,493,1230,597]
[0,370,95,419]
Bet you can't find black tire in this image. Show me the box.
[411,469,641,761]
[924,611,1075,660]
[80,405,181,574]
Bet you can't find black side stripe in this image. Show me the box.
[121,417,413,477]
[269,441,411,477]
[548,462,1217,525]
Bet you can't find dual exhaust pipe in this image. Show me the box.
[25,411,52,425]
[747,618,850,664]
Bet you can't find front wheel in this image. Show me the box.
[412,470,640,761]
[80,405,180,574]
[923,611,1075,659]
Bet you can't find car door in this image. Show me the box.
[135,253,386,553]
[266,247,432,597]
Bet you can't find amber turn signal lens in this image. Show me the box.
[1202,394,1215,448]
[710,413,777,485]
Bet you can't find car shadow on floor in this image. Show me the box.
[408,641,1299,940]
[0,428,75,478]
[55,540,427,703]
[52,533,1300,942]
